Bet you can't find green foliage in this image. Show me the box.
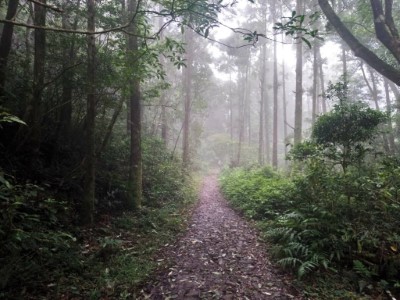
[142,137,195,206]
[220,166,293,220]
[312,102,386,148]
[273,11,322,48]
[0,174,80,292]
[309,95,386,172]
[220,90,400,294]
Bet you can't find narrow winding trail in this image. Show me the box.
[140,175,300,299]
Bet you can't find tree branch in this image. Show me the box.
[370,0,400,64]
[318,0,400,86]
[27,0,63,13]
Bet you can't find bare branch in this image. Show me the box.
[27,0,63,13]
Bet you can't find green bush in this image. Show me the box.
[220,167,294,220]
[220,99,400,293]
[0,172,80,292]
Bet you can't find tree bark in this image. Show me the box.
[384,78,397,153]
[58,0,80,141]
[182,28,193,169]
[20,0,46,154]
[294,0,303,145]
[0,0,19,100]
[258,44,267,165]
[81,0,96,225]
[312,41,318,124]
[369,0,400,65]
[272,0,278,169]
[316,43,327,113]
[127,0,142,209]
[318,0,400,86]
[282,57,288,165]
[258,42,266,165]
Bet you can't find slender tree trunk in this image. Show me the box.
[18,0,46,155]
[384,78,397,153]
[282,60,288,164]
[237,72,245,165]
[271,0,279,169]
[0,0,19,100]
[59,0,80,141]
[294,0,303,145]
[161,100,168,145]
[312,42,318,124]
[81,0,96,225]
[316,44,327,113]
[264,77,271,165]
[245,63,251,146]
[158,15,168,146]
[127,0,142,209]
[258,42,266,165]
[182,28,193,169]
[341,47,347,77]
[229,72,233,142]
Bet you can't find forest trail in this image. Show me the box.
[139,175,300,299]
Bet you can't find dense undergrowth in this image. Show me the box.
[0,137,196,299]
[220,100,400,299]
[221,162,400,298]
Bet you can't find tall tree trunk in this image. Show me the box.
[258,43,266,165]
[294,0,303,145]
[264,76,271,165]
[81,0,96,225]
[127,0,142,209]
[237,71,245,165]
[229,71,233,161]
[182,28,193,169]
[271,0,279,169]
[18,0,46,155]
[161,100,168,145]
[282,58,288,164]
[312,41,319,124]
[158,15,168,146]
[0,0,19,100]
[341,47,347,77]
[384,78,397,153]
[245,63,251,146]
[59,0,79,141]
[316,43,327,113]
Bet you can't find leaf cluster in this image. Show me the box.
[273,11,323,48]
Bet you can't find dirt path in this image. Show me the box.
[139,175,300,299]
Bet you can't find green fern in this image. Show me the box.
[278,257,302,269]
[353,260,377,279]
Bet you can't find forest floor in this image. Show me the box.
[138,175,301,299]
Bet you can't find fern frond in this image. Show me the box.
[278,257,302,269]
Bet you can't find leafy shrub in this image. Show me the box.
[142,137,194,206]
[0,172,80,293]
[220,167,293,220]
[96,136,194,211]
[220,98,400,292]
